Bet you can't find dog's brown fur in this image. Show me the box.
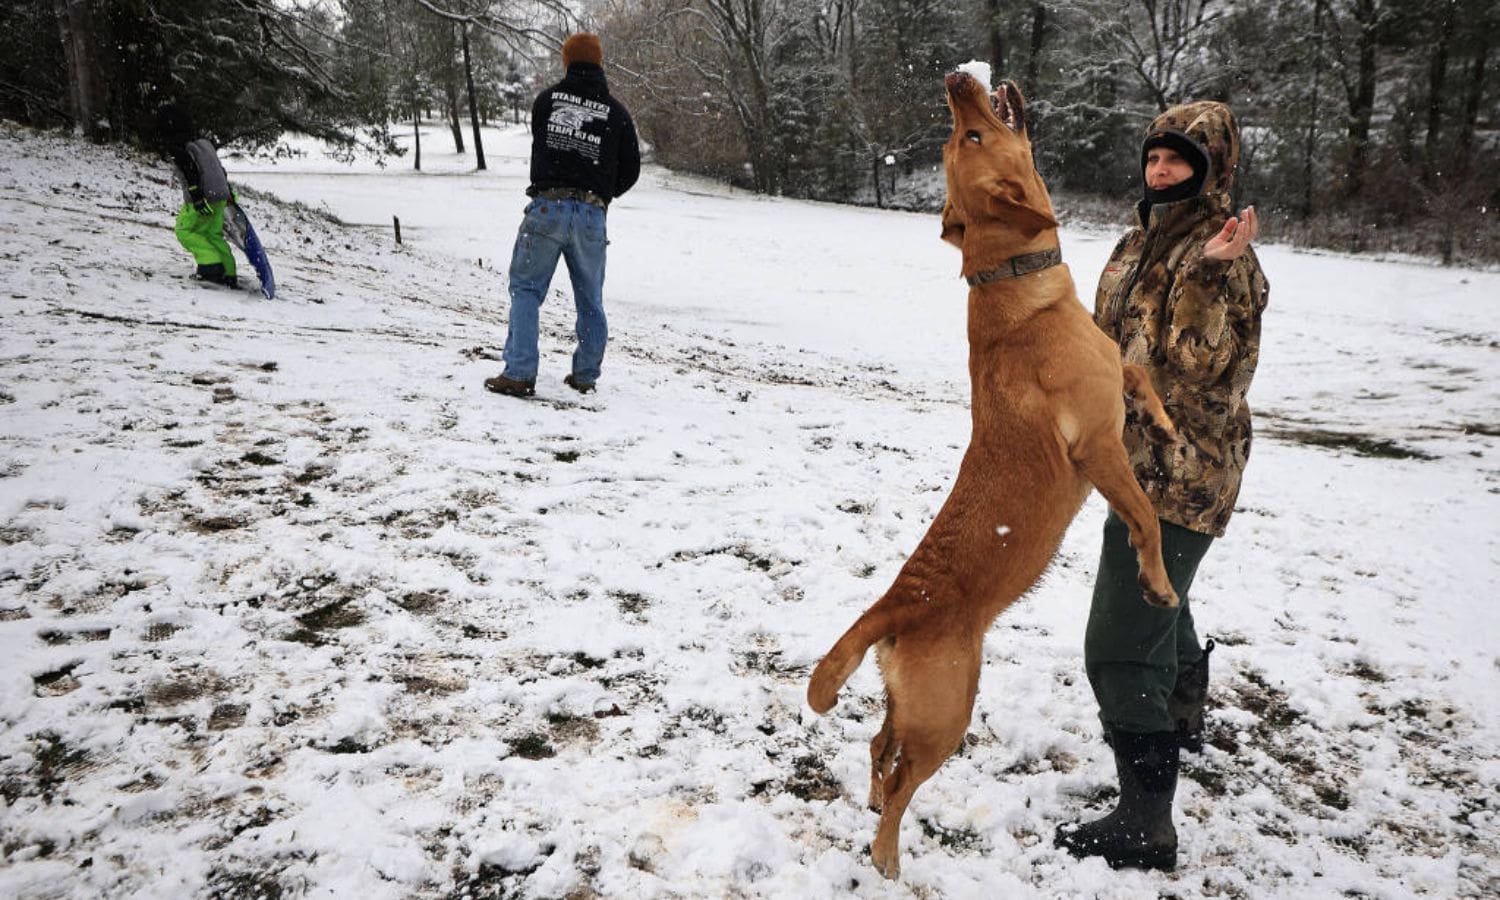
[806,73,1179,879]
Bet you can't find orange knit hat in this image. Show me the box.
[562,33,603,68]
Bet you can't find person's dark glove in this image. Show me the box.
[193,198,211,216]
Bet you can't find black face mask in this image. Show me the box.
[1143,172,1206,206]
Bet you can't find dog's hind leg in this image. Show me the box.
[868,703,898,811]
[868,643,977,879]
[869,742,944,879]
[1121,364,1177,442]
[1072,434,1179,608]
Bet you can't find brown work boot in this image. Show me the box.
[484,374,535,397]
[563,374,596,394]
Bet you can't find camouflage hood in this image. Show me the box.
[1142,101,1241,221]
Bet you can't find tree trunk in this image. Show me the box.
[54,0,108,140]
[846,0,857,86]
[1454,25,1490,178]
[1302,0,1325,217]
[1344,0,1378,199]
[704,0,786,195]
[460,21,486,170]
[446,24,464,153]
[1026,3,1047,90]
[871,155,883,208]
[1423,0,1455,182]
[736,46,777,193]
[413,101,422,171]
[986,0,1005,76]
[447,80,465,153]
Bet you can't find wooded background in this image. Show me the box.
[3,0,1496,263]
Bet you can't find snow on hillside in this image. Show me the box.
[1,120,1497,899]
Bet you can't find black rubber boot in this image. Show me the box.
[194,263,226,284]
[1167,638,1214,752]
[1055,730,1180,871]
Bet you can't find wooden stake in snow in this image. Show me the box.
[393,216,402,245]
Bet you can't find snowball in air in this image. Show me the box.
[956,60,993,89]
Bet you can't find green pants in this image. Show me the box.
[1085,509,1215,734]
[174,200,236,275]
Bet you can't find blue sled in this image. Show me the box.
[223,201,276,299]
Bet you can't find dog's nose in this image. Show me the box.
[945,71,975,92]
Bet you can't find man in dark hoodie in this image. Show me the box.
[153,102,239,288]
[485,32,641,398]
[1055,102,1269,871]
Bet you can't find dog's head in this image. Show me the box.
[940,72,1058,254]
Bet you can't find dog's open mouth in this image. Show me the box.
[945,71,1026,134]
[994,81,1024,133]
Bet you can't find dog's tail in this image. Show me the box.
[806,602,905,714]
[1122,364,1177,442]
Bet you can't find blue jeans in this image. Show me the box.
[502,198,609,383]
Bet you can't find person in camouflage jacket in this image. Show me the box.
[1056,101,1269,872]
[1095,101,1269,537]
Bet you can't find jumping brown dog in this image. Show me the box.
[806,72,1180,879]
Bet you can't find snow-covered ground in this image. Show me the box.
[1,119,1497,899]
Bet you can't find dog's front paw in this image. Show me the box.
[1147,420,1178,443]
[1139,573,1179,608]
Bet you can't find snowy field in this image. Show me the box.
[1,119,1497,899]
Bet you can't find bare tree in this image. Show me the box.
[689,0,806,193]
[600,0,805,193]
[459,17,486,168]
[1422,0,1457,182]
[1077,0,1225,112]
[1302,0,1327,216]
[442,23,466,153]
[1026,2,1048,89]
[54,0,108,140]
[985,0,1006,76]
[811,0,859,83]
[1452,7,1491,178]
[1325,0,1387,198]
[413,0,578,171]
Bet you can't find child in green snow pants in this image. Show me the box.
[175,200,236,277]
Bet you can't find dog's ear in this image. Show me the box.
[986,177,1059,233]
[940,199,965,248]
